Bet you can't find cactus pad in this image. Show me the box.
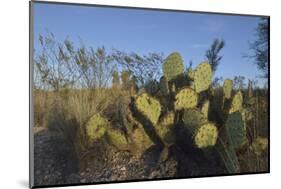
[106,128,129,150]
[194,61,212,93]
[229,91,243,113]
[225,112,247,149]
[135,93,161,125]
[223,79,233,99]
[131,126,153,154]
[85,113,108,143]
[194,123,218,148]
[162,52,184,81]
[183,108,207,128]
[250,137,268,156]
[201,100,210,118]
[156,112,175,145]
[174,88,198,110]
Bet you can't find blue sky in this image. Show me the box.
[33,2,265,86]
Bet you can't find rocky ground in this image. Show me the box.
[33,127,225,187]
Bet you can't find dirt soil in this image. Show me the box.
[33,127,225,187]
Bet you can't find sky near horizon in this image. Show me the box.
[33,2,266,86]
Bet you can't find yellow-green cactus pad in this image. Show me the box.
[201,100,210,118]
[229,91,243,113]
[135,93,161,125]
[250,137,268,156]
[183,108,207,128]
[131,126,153,153]
[194,61,212,93]
[86,113,108,143]
[194,123,218,148]
[174,88,198,110]
[156,112,175,145]
[106,128,129,150]
[162,52,184,81]
[225,112,247,149]
[223,79,233,99]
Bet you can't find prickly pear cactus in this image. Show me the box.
[223,79,233,99]
[229,91,243,113]
[162,52,184,81]
[194,61,212,93]
[159,76,169,96]
[250,136,268,156]
[225,111,247,149]
[174,88,198,110]
[106,128,129,151]
[85,113,108,144]
[194,123,218,148]
[201,100,210,118]
[135,93,161,125]
[155,112,175,146]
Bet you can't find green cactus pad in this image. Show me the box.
[85,113,108,143]
[250,137,268,156]
[201,100,210,118]
[162,52,184,81]
[194,61,212,93]
[229,91,243,113]
[225,112,247,149]
[183,108,207,128]
[135,93,161,125]
[194,123,218,148]
[174,88,198,110]
[223,79,233,99]
[106,128,129,150]
[156,112,175,145]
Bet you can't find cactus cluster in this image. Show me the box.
[80,51,264,173]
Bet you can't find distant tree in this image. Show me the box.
[233,76,246,90]
[112,50,164,86]
[247,18,269,78]
[35,33,116,90]
[205,39,225,73]
[35,33,78,91]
